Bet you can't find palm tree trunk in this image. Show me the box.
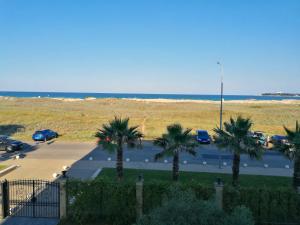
[293,156,300,190]
[173,152,179,181]
[232,153,240,186]
[116,140,123,180]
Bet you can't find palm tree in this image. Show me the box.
[154,124,197,181]
[96,117,143,180]
[213,116,263,186]
[276,121,300,190]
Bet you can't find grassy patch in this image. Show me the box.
[0,98,299,141]
[98,168,292,188]
[0,165,8,171]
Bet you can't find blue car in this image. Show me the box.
[270,135,288,145]
[196,130,211,144]
[32,129,58,142]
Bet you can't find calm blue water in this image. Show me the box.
[0,91,299,101]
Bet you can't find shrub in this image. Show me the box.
[66,179,300,225]
[223,186,300,224]
[136,186,254,225]
[224,206,254,225]
[67,179,136,225]
[142,181,214,214]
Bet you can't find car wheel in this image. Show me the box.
[6,146,13,153]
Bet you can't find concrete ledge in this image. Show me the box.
[91,168,102,180]
[0,165,18,177]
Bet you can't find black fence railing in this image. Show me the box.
[2,179,60,218]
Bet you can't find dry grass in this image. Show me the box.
[0,98,299,142]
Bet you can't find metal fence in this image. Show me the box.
[2,179,60,218]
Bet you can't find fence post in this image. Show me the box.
[0,180,9,219]
[136,175,144,220]
[0,181,3,219]
[214,178,224,210]
[59,178,67,219]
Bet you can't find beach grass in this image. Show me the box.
[98,168,292,188]
[0,97,300,142]
[0,165,8,171]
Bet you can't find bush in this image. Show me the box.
[224,206,254,225]
[67,179,136,225]
[66,179,300,225]
[143,181,214,214]
[136,186,254,225]
[223,186,300,224]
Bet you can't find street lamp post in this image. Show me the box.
[217,62,224,130]
[217,62,224,169]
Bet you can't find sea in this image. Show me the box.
[0,91,299,101]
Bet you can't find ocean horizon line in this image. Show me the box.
[0,90,259,96]
[1,91,300,101]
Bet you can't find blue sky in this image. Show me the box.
[0,0,299,94]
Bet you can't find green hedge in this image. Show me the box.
[67,179,215,225]
[67,179,136,225]
[223,186,300,225]
[143,181,215,214]
[66,179,300,225]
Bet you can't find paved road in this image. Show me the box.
[68,141,293,178]
[83,141,293,169]
[0,141,94,180]
[0,217,58,225]
[0,140,294,180]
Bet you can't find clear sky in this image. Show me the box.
[0,0,299,95]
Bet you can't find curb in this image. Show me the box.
[0,165,18,177]
[91,168,102,180]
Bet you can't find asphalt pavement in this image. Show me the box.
[0,140,294,180]
[83,141,293,169]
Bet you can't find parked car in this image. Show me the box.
[32,129,58,142]
[270,135,288,145]
[250,131,266,145]
[0,136,24,152]
[196,130,211,144]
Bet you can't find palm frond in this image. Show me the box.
[154,148,173,160]
[214,116,261,156]
[153,137,169,149]
[280,121,300,159]
[182,128,192,136]
[185,147,197,156]
[284,126,295,140]
[154,123,197,160]
[275,142,295,160]
[213,127,233,148]
[96,116,143,151]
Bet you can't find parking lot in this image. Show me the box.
[0,140,294,180]
[0,141,94,180]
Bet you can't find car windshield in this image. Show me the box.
[278,136,287,140]
[198,131,209,139]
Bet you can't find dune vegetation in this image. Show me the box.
[0,97,300,142]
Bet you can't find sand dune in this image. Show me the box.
[123,98,300,104]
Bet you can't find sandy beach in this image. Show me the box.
[0,97,299,141]
[2,95,300,104]
[123,98,300,104]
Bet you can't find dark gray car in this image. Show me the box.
[0,137,23,152]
